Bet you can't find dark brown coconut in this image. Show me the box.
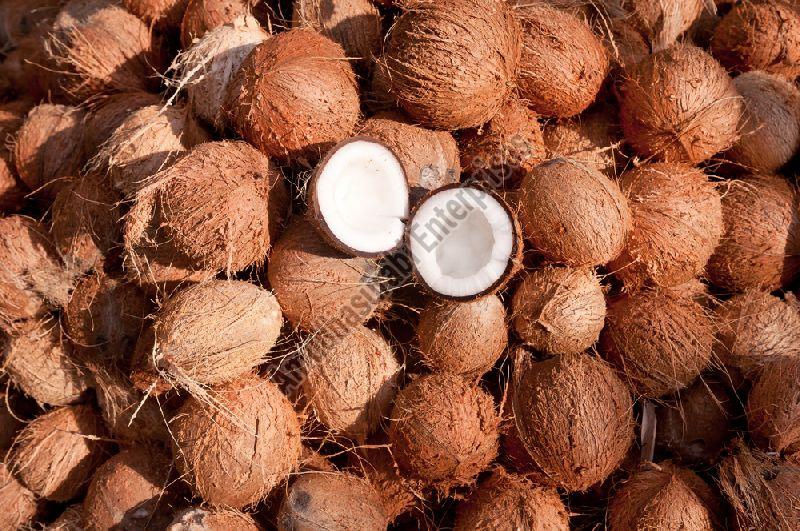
[171,374,302,508]
[0,463,36,530]
[609,163,723,288]
[707,173,800,292]
[167,508,262,531]
[384,0,521,129]
[602,0,706,51]
[353,441,423,522]
[278,473,389,531]
[619,43,743,164]
[0,37,53,100]
[542,105,623,176]
[748,356,800,455]
[511,266,606,356]
[124,0,191,29]
[181,0,262,48]
[225,28,360,166]
[0,397,22,453]
[8,404,108,501]
[388,373,500,491]
[514,3,609,118]
[81,91,162,161]
[0,158,25,214]
[512,350,635,491]
[518,158,631,267]
[0,0,61,48]
[417,295,507,377]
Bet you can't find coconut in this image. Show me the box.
[511,266,605,356]
[707,173,800,292]
[748,356,800,455]
[225,28,360,166]
[454,468,569,530]
[417,294,507,377]
[518,158,631,267]
[82,91,162,161]
[514,3,609,118]
[383,0,521,130]
[0,463,36,530]
[0,99,34,151]
[0,0,61,48]
[124,0,190,29]
[711,1,800,80]
[619,43,742,164]
[725,71,800,173]
[8,404,108,501]
[180,0,263,48]
[458,98,546,190]
[603,19,651,72]
[609,163,723,288]
[512,350,634,491]
[47,504,83,531]
[353,440,423,522]
[0,158,25,213]
[542,106,623,176]
[0,37,53,100]
[167,508,262,531]
[714,290,800,379]
[387,373,500,491]
[278,472,389,531]
[601,0,707,52]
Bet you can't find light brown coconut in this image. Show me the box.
[601,0,707,52]
[511,266,606,356]
[81,91,162,160]
[181,0,263,48]
[725,71,800,173]
[278,472,389,531]
[167,508,262,531]
[124,0,191,29]
[511,351,634,491]
[225,28,360,166]
[387,373,500,491]
[417,295,507,377]
[748,356,800,455]
[609,163,723,288]
[384,0,521,130]
[353,440,423,522]
[608,461,722,530]
[518,158,631,267]
[711,1,800,80]
[0,158,25,214]
[8,404,108,501]
[707,174,800,292]
[514,3,609,118]
[171,374,302,508]
[619,43,743,164]
[0,462,36,530]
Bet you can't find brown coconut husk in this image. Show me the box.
[542,105,624,176]
[0,99,34,157]
[609,162,723,289]
[167,507,262,531]
[384,0,521,130]
[512,350,635,491]
[7,403,108,502]
[0,157,25,213]
[707,173,800,292]
[0,463,36,530]
[511,266,606,356]
[748,356,800,455]
[0,0,61,48]
[0,37,54,101]
[81,91,162,160]
[124,0,191,29]
[619,43,743,164]
[601,0,708,52]
[180,0,266,48]
[602,19,651,73]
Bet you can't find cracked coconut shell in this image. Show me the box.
[609,163,723,288]
[384,0,521,129]
[168,508,262,531]
[619,43,743,164]
[171,374,302,508]
[0,463,36,530]
[512,351,634,491]
[748,356,800,455]
[82,91,162,161]
[518,158,631,267]
[511,266,606,356]
[124,0,190,29]
[542,105,623,176]
[601,0,706,52]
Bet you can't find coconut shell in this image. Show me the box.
[514,3,609,118]
[167,508,263,531]
[518,158,631,267]
[225,28,360,166]
[171,374,302,508]
[124,0,191,29]
[180,0,261,48]
[353,441,423,522]
[8,404,108,501]
[81,91,162,160]
[417,295,507,377]
[707,173,800,292]
[511,266,605,356]
[388,373,500,491]
[542,106,623,176]
[384,0,521,129]
[602,0,706,52]
[609,163,723,288]
[0,463,36,530]
[748,356,800,455]
[512,351,634,491]
[619,43,742,164]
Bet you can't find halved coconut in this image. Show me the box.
[407,184,520,299]
[309,137,409,257]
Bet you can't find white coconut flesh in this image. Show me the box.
[315,140,409,254]
[409,187,514,298]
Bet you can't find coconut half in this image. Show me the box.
[408,185,519,299]
[310,138,409,256]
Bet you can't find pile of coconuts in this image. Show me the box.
[1,0,800,528]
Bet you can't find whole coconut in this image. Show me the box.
[0,463,36,530]
[384,0,521,129]
[353,440,423,522]
[512,351,634,491]
[619,44,743,164]
[542,105,623,176]
[181,0,263,48]
[124,0,191,29]
[511,266,606,356]
[167,508,262,531]
[518,158,631,267]
[609,163,723,288]
[171,374,302,508]
[748,356,800,455]
[707,174,800,292]
[82,91,162,160]
[0,99,33,156]
[601,0,706,51]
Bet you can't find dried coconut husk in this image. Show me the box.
[0,99,34,153]
[180,0,267,48]
[609,162,723,289]
[81,91,162,161]
[512,350,634,491]
[0,463,36,530]
[384,0,521,130]
[619,43,742,164]
[511,266,605,356]
[167,507,262,531]
[707,173,800,292]
[748,356,800,455]
[0,158,25,213]
[542,105,624,176]
[171,374,302,508]
[514,3,609,118]
[8,404,108,501]
[124,0,191,29]
[603,19,651,73]
[601,0,707,52]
